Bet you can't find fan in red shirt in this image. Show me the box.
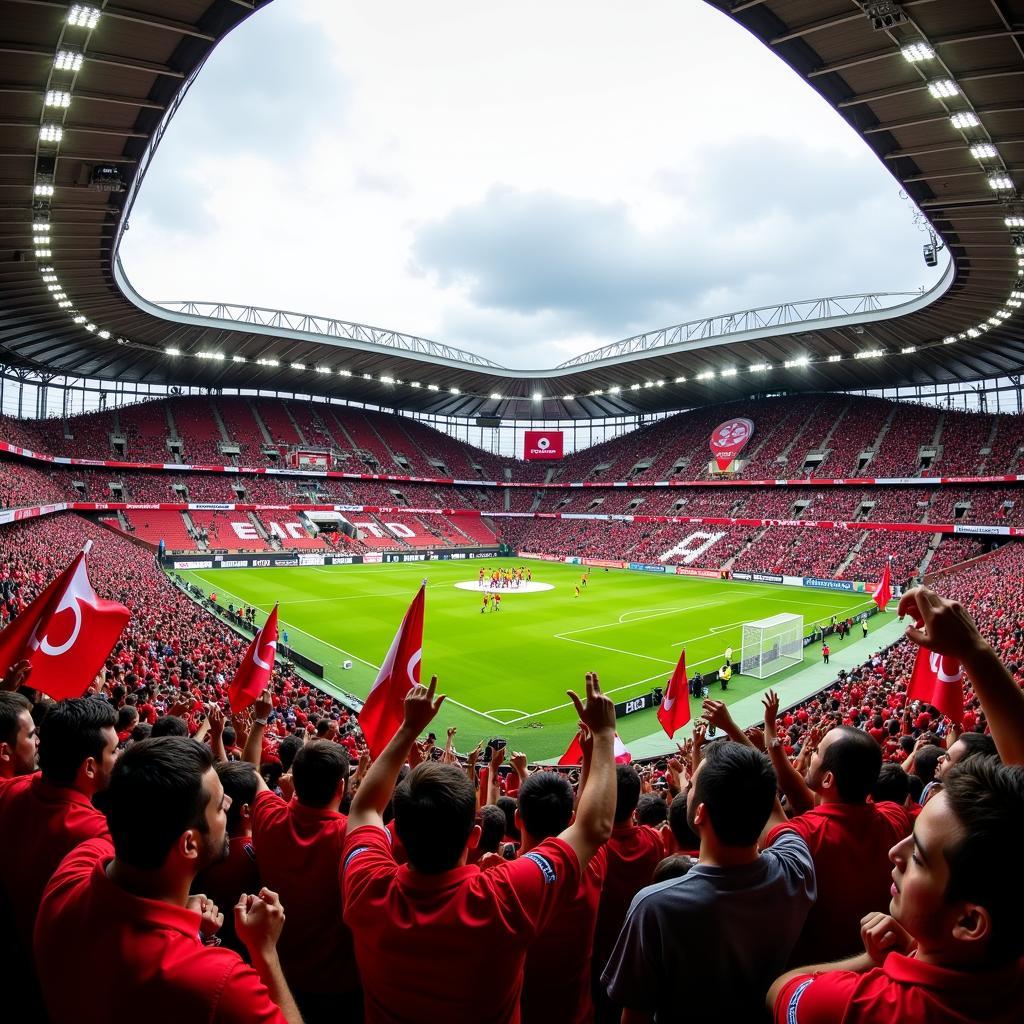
[0,698,116,1014]
[592,764,668,1024]
[244,701,360,1024]
[33,736,302,1024]
[342,673,619,1024]
[0,688,38,780]
[769,585,1024,1024]
[194,761,261,956]
[764,724,911,965]
[515,757,608,1024]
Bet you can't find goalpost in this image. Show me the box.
[740,612,805,679]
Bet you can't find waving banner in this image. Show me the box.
[709,418,754,471]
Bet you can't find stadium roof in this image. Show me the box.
[0,0,1022,420]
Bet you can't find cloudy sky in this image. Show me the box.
[120,0,943,370]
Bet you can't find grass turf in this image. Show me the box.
[176,559,890,762]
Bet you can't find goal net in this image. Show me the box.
[740,613,804,679]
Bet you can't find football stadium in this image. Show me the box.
[1,2,1023,1023]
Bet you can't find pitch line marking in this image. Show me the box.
[555,635,678,666]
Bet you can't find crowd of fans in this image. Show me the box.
[0,506,1020,1022]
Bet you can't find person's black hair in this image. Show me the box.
[912,744,944,787]
[393,762,476,874]
[614,764,642,824]
[222,725,237,749]
[907,773,924,803]
[216,761,259,834]
[261,762,283,790]
[517,771,573,839]
[131,723,152,743]
[899,735,916,755]
[115,706,138,732]
[653,854,694,884]
[693,741,777,847]
[291,740,349,808]
[151,715,190,739]
[497,795,520,840]
[107,737,214,870]
[820,726,883,803]
[277,734,303,773]
[954,732,998,762]
[477,805,507,854]
[871,762,910,806]
[668,791,699,851]
[0,691,32,747]
[943,757,1024,963]
[38,698,117,787]
[636,792,668,827]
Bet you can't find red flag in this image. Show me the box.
[359,585,425,758]
[873,560,893,610]
[906,646,965,727]
[558,732,632,766]
[229,604,279,712]
[0,548,129,701]
[657,649,692,738]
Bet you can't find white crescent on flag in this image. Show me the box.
[27,557,90,657]
[253,638,277,671]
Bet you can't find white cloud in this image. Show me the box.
[120,0,941,368]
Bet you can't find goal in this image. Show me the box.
[740,613,804,679]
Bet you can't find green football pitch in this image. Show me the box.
[176,560,892,762]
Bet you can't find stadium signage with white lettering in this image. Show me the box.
[674,566,724,579]
[615,692,654,717]
[731,571,784,584]
[523,430,564,461]
[802,577,855,592]
[628,562,667,573]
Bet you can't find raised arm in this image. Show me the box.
[347,676,445,831]
[559,673,617,870]
[241,688,273,766]
[899,586,1024,764]
[762,689,815,817]
[702,699,753,748]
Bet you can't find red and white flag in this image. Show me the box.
[657,649,692,738]
[873,560,893,610]
[359,585,425,758]
[906,646,965,727]
[228,604,279,712]
[558,731,632,766]
[0,547,129,701]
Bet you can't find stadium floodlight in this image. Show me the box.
[643,381,654,388]
[290,362,306,371]
[900,42,933,63]
[35,248,51,258]
[749,363,770,372]
[740,613,804,679]
[969,143,997,159]
[589,389,604,396]
[655,379,665,386]
[674,376,687,383]
[97,329,110,339]
[57,300,71,308]
[988,173,1014,190]
[232,355,246,363]
[34,182,55,196]
[1016,246,1024,256]
[32,222,50,232]
[943,336,957,344]
[563,394,574,401]
[997,310,1011,318]
[532,391,542,400]
[33,235,50,245]
[950,111,980,129]
[928,79,959,99]
[44,90,71,108]
[720,368,737,377]
[1012,291,1024,299]
[84,323,95,332]
[316,366,331,374]
[47,284,60,292]
[165,347,181,355]
[608,385,621,393]
[338,369,352,377]
[42,274,57,282]
[827,354,842,363]
[630,382,641,390]
[73,316,87,325]
[409,381,421,388]
[39,125,63,143]
[489,392,501,400]
[1008,300,1022,309]
[988,316,1002,326]
[54,50,84,71]
[784,356,809,368]
[427,384,439,391]
[901,345,917,354]
[40,265,54,273]
[966,328,980,338]
[855,349,884,359]
[67,5,101,28]
[696,370,714,380]
[1007,217,1024,228]
[449,386,460,394]
[380,374,395,384]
